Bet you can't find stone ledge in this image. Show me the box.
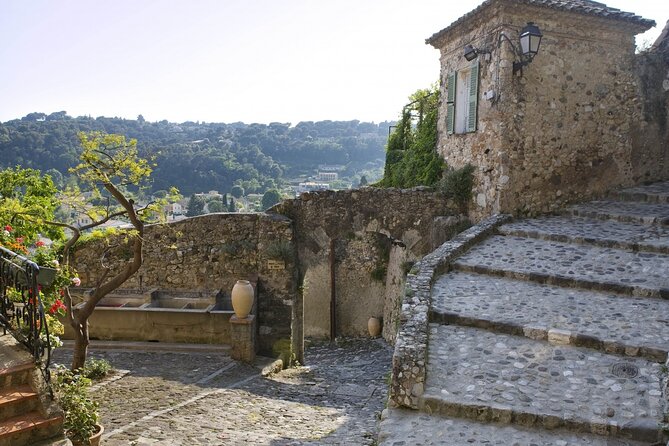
[388,213,511,409]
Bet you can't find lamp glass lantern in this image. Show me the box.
[463,44,478,61]
[519,22,542,58]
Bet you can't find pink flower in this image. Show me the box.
[71,277,81,287]
[35,240,45,247]
[4,225,12,232]
[15,237,24,244]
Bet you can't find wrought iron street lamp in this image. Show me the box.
[462,22,543,75]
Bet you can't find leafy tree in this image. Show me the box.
[0,167,63,242]
[46,168,64,189]
[261,189,282,210]
[228,197,236,212]
[186,194,205,217]
[208,200,224,213]
[53,132,177,370]
[230,185,244,198]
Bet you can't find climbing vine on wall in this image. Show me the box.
[377,86,444,188]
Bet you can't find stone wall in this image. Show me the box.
[389,214,511,409]
[271,187,460,339]
[72,213,298,358]
[429,2,667,218]
[633,45,669,181]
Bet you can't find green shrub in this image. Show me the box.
[370,265,387,282]
[53,366,99,443]
[439,164,475,212]
[82,358,113,380]
[265,240,294,263]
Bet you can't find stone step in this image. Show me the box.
[452,235,669,298]
[0,363,32,389]
[431,271,669,362]
[421,325,665,443]
[611,181,669,204]
[0,384,38,420]
[567,200,669,225]
[379,407,649,445]
[499,216,669,254]
[0,411,64,446]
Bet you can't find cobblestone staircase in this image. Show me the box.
[381,181,669,445]
[0,334,65,446]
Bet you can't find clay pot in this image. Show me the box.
[72,424,104,446]
[37,266,58,286]
[368,317,381,337]
[231,280,254,319]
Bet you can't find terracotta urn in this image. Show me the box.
[231,280,254,319]
[368,317,381,337]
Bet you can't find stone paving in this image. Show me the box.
[431,271,669,361]
[568,201,669,225]
[422,325,663,440]
[453,235,669,297]
[52,338,392,445]
[612,181,669,204]
[379,408,649,446]
[499,216,669,253]
[382,180,669,445]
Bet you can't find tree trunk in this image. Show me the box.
[71,320,89,371]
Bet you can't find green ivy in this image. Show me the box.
[377,86,444,188]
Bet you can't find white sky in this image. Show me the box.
[0,0,666,124]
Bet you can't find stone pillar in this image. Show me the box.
[229,315,256,363]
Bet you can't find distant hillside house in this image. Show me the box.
[317,172,338,182]
[318,164,345,172]
[297,182,330,194]
[427,0,668,218]
[164,202,184,216]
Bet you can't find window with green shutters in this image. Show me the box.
[446,72,456,135]
[445,60,479,135]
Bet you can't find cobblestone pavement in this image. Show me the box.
[613,180,669,203]
[432,271,669,360]
[499,216,669,253]
[379,408,648,446]
[453,235,669,297]
[423,324,663,436]
[52,338,392,445]
[568,200,669,225]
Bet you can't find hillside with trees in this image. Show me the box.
[0,112,392,196]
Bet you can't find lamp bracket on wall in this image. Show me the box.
[462,22,543,76]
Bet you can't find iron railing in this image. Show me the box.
[0,245,51,383]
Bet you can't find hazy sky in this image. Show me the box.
[1,0,667,124]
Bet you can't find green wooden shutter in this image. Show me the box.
[446,72,456,135]
[466,60,479,133]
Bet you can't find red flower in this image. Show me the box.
[48,299,66,315]
[35,240,45,247]
[4,225,12,232]
[15,237,24,244]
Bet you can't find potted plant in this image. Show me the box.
[32,245,60,286]
[53,367,103,446]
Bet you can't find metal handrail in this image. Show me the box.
[0,245,52,384]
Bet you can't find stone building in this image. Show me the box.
[427,0,669,218]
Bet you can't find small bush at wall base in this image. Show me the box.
[401,261,415,276]
[439,164,475,212]
[266,240,294,263]
[370,265,387,282]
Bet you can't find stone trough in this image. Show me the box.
[62,286,253,347]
